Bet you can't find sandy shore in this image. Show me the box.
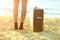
[0,16,60,40]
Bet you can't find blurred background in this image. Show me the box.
[0,0,60,18]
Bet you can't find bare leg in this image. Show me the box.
[13,0,20,30]
[19,0,27,29]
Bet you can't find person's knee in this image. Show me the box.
[22,0,27,4]
[14,0,20,4]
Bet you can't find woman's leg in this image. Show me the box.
[13,0,20,30]
[19,0,28,29]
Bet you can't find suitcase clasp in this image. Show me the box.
[37,16,42,19]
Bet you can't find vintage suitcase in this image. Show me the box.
[30,7,44,32]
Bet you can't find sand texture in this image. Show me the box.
[0,16,60,40]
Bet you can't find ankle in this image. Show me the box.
[14,22,18,30]
[19,22,24,30]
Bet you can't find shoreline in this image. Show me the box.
[0,15,60,18]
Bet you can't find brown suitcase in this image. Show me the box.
[30,7,44,32]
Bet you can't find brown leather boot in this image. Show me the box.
[14,22,18,30]
[19,22,23,30]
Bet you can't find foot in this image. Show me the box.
[19,22,23,30]
[14,22,18,30]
